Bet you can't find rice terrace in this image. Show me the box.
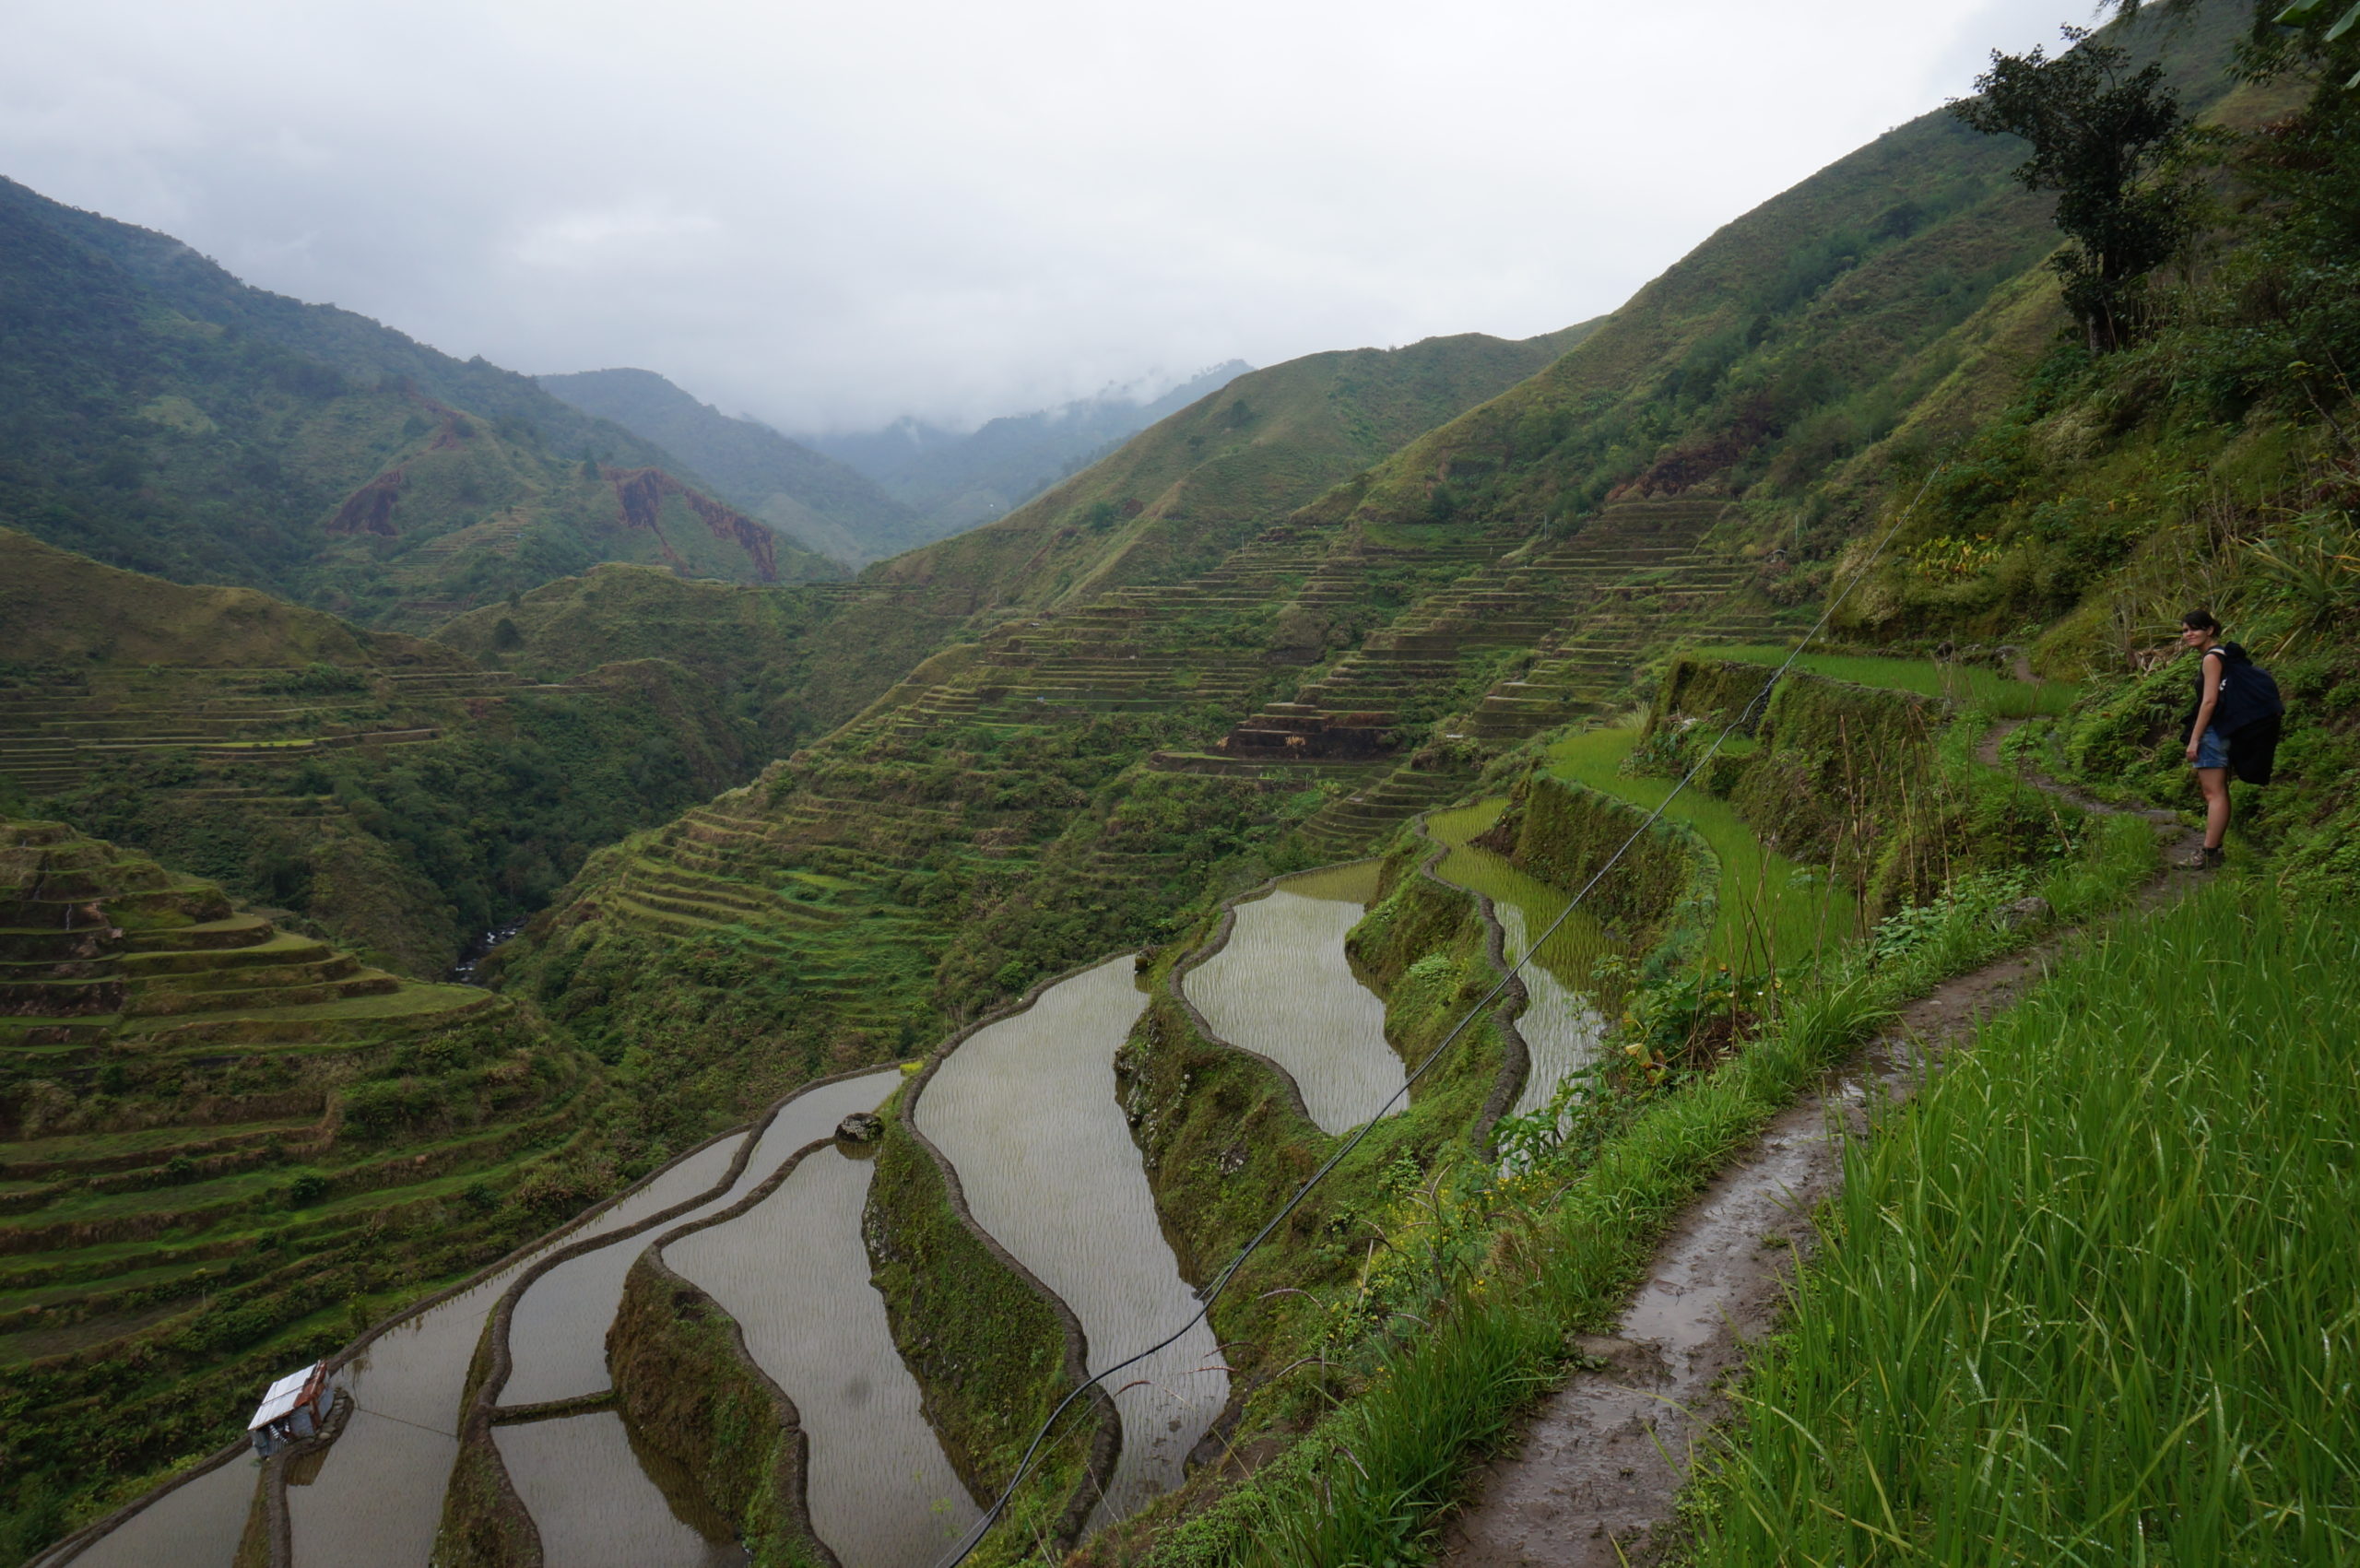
[3,1,2357,1564]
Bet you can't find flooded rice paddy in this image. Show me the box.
[1180,861,1403,1134]
[288,1264,526,1568]
[667,1145,977,1567]
[269,1072,893,1567]
[1426,803,1614,1118]
[916,957,1228,1526]
[59,1452,261,1568]
[492,1411,741,1567]
[501,1072,900,1407]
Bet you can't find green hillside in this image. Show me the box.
[808,360,1253,535]
[537,368,922,565]
[0,817,600,1523]
[1312,3,2262,547]
[871,325,1600,613]
[13,0,2360,1559]
[0,531,758,974]
[491,0,2351,1175]
[0,177,844,631]
[434,564,871,756]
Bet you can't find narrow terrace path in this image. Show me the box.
[1435,733,2198,1567]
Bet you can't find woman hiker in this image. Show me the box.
[2181,610,2233,869]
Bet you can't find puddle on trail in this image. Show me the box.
[61,1452,261,1568]
[917,956,1228,1528]
[493,1410,743,1567]
[502,1072,899,1407]
[1427,803,1615,1118]
[1180,862,1403,1133]
[667,1145,976,1567]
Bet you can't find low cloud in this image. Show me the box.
[2,0,2083,431]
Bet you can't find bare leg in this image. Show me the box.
[2197,766,2230,850]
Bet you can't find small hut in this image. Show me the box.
[248,1362,332,1456]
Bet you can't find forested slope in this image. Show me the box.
[0,177,844,630]
[1,531,757,973]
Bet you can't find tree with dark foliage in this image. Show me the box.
[1953,29,2199,352]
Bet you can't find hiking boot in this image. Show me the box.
[2184,845,2224,871]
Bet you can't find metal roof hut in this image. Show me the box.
[248,1362,331,1456]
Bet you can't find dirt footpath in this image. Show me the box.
[1436,742,2196,1567]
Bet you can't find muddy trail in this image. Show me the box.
[1435,733,2201,1567]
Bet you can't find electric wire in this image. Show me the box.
[925,473,1942,1568]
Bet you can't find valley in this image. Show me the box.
[6,1,2359,1564]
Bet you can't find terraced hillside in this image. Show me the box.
[508,485,1794,1120]
[432,564,873,756]
[2,531,757,973]
[1316,5,2261,555]
[0,818,599,1505]
[866,324,1600,616]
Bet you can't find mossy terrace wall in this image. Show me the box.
[1648,656,2071,914]
[608,1249,829,1568]
[1115,843,1528,1443]
[862,1070,1113,1562]
[1475,772,1719,978]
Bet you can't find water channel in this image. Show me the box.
[915,956,1228,1526]
[1178,861,1402,1134]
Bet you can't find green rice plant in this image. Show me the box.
[1696,882,2360,1566]
[1698,644,2080,718]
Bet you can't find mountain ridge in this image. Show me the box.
[537,367,922,566]
[0,176,845,629]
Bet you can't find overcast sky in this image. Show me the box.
[3,0,2095,433]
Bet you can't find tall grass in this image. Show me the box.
[1700,644,2080,717]
[1698,882,2360,1565]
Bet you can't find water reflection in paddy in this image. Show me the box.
[917,957,1227,1526]
[502,1072,900,1407]
[493,1410,741,1567]
[61,1453,261,1568]
[667,1146,976,1567]
[282,1072,896,1568]
[1180,861,1401,1134]
[1426,803,1614,1118]
[287,1263,529,1568]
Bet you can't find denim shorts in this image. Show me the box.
[2191,727,2229,769]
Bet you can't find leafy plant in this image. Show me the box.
[1953,28,2200,352]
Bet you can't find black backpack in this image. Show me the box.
[2212,643,2283,738]
[2192,643,2286,784]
